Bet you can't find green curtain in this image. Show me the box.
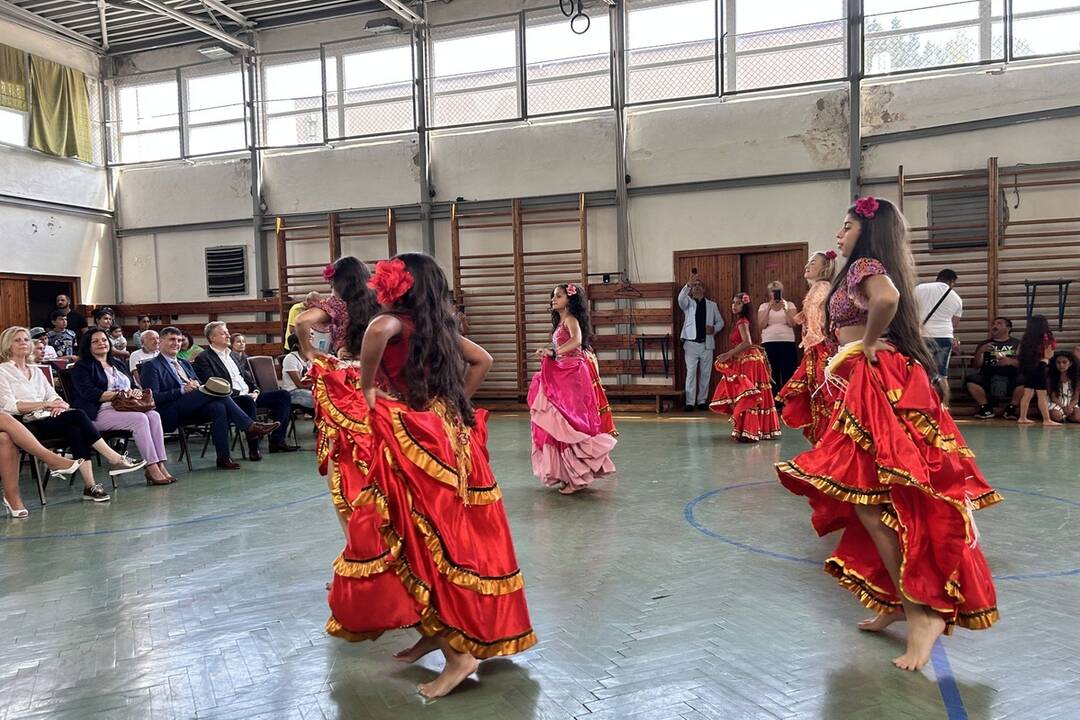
[28,55,92,163]
[0,44,28,112]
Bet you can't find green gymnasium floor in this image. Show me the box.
[1,414,1078,719]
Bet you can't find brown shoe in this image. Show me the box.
[145,469,172,486]
[245,421,280,441]
[269,442,300,453]
[216,458,241,470]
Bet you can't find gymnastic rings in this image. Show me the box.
[570,2,591,35]
[559,0,575,17]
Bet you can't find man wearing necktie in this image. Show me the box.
[140,326,278,470]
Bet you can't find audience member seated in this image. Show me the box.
[70,329,175,486]
[177,330,202,362]
[0,411,84,517]
[109,326,128,354]
[966,316,1022,419]
[52,294,87,339]
[29,327,57,362]
[1017,315,1058,425]
[229,332,251,368]
[129,330,160,385]
[281,333,314,410]
[194,322,296,457]
[140,326,277,470]
[92,307,130,360]
[0,327,146,503]
[1047,351,1080,423]
[284,291,320,350]
[46,310,78,361]
[131,315,152,349]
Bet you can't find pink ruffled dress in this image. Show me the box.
[528,324,617,489]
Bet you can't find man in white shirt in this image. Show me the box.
[678,272,724,411]
[916,269,963,389]
[129,330,160,385]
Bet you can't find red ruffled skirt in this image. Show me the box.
[777,343,837,445]
[775,346,1001,632]
[585,350,618,436]
[313,362,537,658]
[709,346,781,441]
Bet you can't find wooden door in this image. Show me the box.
[0,278,30,329]
[672,252,740,395]
[740,247,810,345]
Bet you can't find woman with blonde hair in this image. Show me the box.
[0,327,145,505]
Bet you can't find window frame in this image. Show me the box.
[109,69,184,166]
[180,62,249,160]
[321,33,418,143]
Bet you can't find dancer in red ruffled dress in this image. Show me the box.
[528,283,617,494]
[709,293,781,442]
[325,253,536,699]
[778,250,838,444]
[776,197,1001,672]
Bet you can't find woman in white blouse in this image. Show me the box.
[757,280,800,395]
[0,327,145,504]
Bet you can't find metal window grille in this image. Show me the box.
[322,35,416,139]
[181,62,247,157]
[428,17,521,127]
[626,0,717,104]
[205,246,248,296]
[864,0,1006,75]
[1011,1,1080,58]
[524,8,612,116]
[726,19,847,92]
[108,71,181,164]
[258,50,325,147]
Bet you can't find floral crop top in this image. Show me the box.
[828,258,888,330]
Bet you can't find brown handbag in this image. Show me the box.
[111,389,155,413]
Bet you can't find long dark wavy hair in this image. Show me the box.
[1047,351,1078,398]
[78,327,117,366]
[331,256,380,356]
[1019,315,1053,371]
[550,284,592,350]
[732,293,753,322]
[382,253,475,426]
[825,198,937,373]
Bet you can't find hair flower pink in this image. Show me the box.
[824,250,837,260]
[854,196,879,220]
[367,258,414,306]
[739,293,750,303]
[566,283,578,296]
[322,263,336,282]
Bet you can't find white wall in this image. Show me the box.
[118,227,255,303]
[116,158,252,228]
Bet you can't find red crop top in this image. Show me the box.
[828,258,888,330]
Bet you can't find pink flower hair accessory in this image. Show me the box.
[367,258,414,306]
[824,250,837,260]
[739,293,750,304]
[854,196,879,220]
[322,263,336,282]
[566,283,578,296]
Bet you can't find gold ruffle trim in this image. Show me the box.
[314,374,371,434]
[325,616,387,642]
[777,460,892,504]
[410,509,525,596]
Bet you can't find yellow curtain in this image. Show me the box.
[28,55,92,163]
[0,44,28,112]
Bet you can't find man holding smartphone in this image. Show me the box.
[678,269,724,411]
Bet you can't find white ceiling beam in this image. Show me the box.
[127,0,252,51]
[378,0,424,25]
[0,0,104,52]
[200,0,252,29]
[97,0,109,48]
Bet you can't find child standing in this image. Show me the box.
[528,283,617,494]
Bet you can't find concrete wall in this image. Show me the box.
[116,159,252,228]
[119,227,255,303]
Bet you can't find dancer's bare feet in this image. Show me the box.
[893,610,946,671]
[558,484,578,495]
[418,649,479,698]
[394,635,439,664]
[1043,420,1062,426]
[857,610,904,632]
[1017,418,1034,425]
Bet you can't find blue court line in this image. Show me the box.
[684,481,1080,581]
[0,491,329,542]
[931,639,969,720]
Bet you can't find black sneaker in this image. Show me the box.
[1002,405,1020,421]
[82,484,111,503]
[684,405,694,412]
[696,404,709,411]
[975,405,995,419]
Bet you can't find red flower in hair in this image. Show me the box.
[854,196,879,220]
[322,263,336,282]
[824,250,837,260]
[739,293,750,303]
[566,283,578,296]
[368,259,414,306]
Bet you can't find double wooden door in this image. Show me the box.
[673,244,809,395]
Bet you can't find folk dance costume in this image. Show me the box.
[321,309,536,657]
[777,279,837,444]
[529,324,617,490]
[584,349,617,436]
[709,317,782,441]
[776,257,1000,632]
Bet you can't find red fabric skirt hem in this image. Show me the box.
[709,347,781,441]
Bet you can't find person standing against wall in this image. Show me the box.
[758,280,798,396]
[677,271,724,411]
[916,269,962,398]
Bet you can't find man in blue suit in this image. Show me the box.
[140,326,278,470]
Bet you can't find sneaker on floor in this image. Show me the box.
[109,454,147,476]
[975,405,995,419]
[684,405,694,412]
[1002,405,1020,420]
[82,484,111,502]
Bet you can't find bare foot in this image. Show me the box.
[418,650,480,699]
[857,610,904,632]
[893,611,946,671]
[394,635,439,664]
[1017,418,1034,425]
[1043,420,1063,426]
[558,484,578,495]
